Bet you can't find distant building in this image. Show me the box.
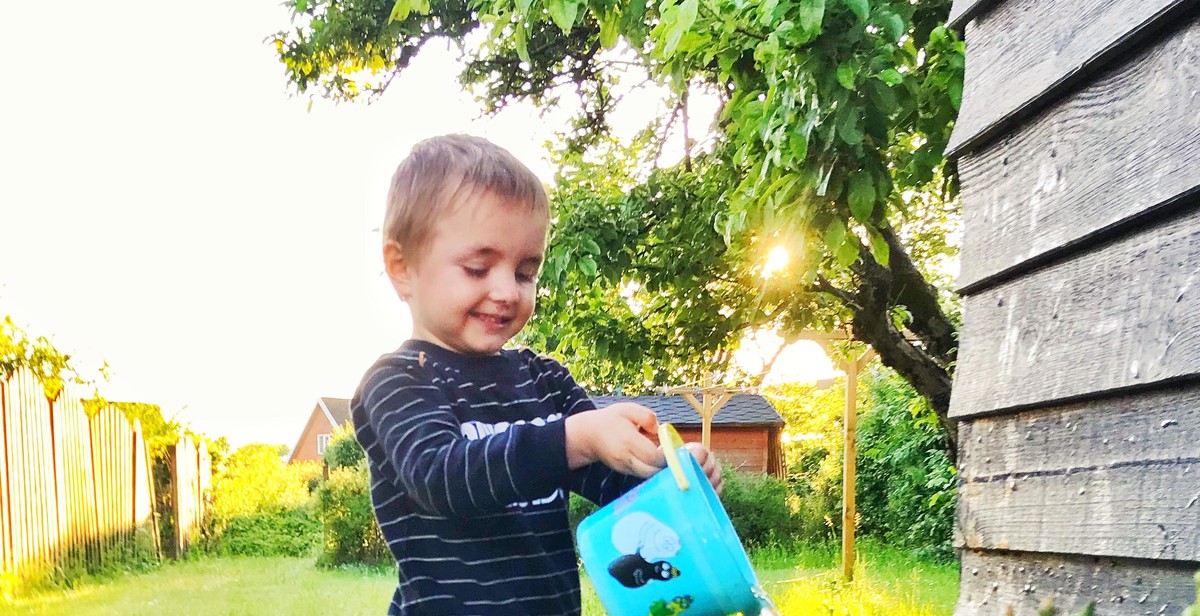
[287,397,350,463]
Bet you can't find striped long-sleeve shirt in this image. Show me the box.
[351,339,644,615]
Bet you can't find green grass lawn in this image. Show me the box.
[4,543,958,615]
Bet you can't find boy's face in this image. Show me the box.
[387,189,548,355]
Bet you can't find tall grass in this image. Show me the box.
[4,541,958,615]
[750,539,958,613]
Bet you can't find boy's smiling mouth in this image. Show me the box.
[471,311,513,330]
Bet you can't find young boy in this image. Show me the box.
[352,134,722,615]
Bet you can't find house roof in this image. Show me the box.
[591,394,784,427]
[320,397,352,427]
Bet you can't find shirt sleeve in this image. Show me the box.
[531,354,646,506]
[356,357,570,518]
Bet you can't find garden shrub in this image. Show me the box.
[207,506,320,557]
[719,466,798,548]
[855,368,956,560]
[205,444,322,557]
[323,423,364,471]
[315,464,390,567]
[568,493,599,536]
[763,368,956,559]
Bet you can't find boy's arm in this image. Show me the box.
[359,359,570,518]
[535,355,659,505]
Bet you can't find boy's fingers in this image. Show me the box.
[633,437,666,469]
[615,403,658,432]
[625,457,661,479]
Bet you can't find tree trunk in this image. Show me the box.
[849,239,959,460]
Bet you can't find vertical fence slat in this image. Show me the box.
[0,377,10,576]
[11,372,30,573]
[51,395,67,573]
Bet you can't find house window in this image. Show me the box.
[317,433,331,455]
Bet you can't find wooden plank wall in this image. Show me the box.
[949,1,1200,614]
[0,368,181,584]
[672,427,772,475]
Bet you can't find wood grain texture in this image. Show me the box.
[950,208,1200,419]
[948,0,1196,158]
[948,0,997,30]
[955,549,1199,616]
[957,389,1200,560]
[674,427,770,473]
[955,15,1200,293]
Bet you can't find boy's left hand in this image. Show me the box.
[682,443,724,496]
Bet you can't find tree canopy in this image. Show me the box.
[274,0,964,450]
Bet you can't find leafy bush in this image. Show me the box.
[314,464,390,567]
[763,369,956,558]
[205,444,322,557]
[855,368,956,560]
[568,493,599,536]
[720,466,800,548]
[323,423,364,471]
[207,507,320,557]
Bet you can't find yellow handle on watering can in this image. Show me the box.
[658,423,690,491]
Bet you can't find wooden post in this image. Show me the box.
[700,374,715,448]
[839,348,874,581]
[670,373,737,449]
[842,356,859,580]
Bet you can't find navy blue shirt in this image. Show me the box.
[352,340,643,615]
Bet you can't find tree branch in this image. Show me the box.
[878,223,957,370]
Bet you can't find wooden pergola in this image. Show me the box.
[665,330,874,580]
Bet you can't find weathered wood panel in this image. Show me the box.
[955,15,1200,294]
[957,388,1200,560]
[950,207,1200,419]
[956,549,1198,616]
[948,0,1196,158]
[947,0,996,30]
[673,427,770,473]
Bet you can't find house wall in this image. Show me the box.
[290,410,335,464]
[949,1,1200,614]
[671,427,774,475]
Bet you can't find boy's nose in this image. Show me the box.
[488,274,520,303]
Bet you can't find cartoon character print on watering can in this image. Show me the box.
[606,512,682,588]
[647,594,694,615]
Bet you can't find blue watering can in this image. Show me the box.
[577,424,781,616]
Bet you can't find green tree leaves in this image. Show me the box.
[547,0,581,32]
[847,173,876,222]
[661,0,699,57]
[271,0,965,446]
[843,0,868,23]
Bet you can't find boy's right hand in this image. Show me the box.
[565,403,666,478]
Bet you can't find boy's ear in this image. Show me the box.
[383,240,413,301]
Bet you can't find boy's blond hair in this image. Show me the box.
[383,134,549,258]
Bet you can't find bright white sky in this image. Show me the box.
[1,0,836,450]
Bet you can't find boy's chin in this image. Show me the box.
[453,335,510,356]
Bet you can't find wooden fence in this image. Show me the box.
[169,437,210,557]
[0,368,209,583]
